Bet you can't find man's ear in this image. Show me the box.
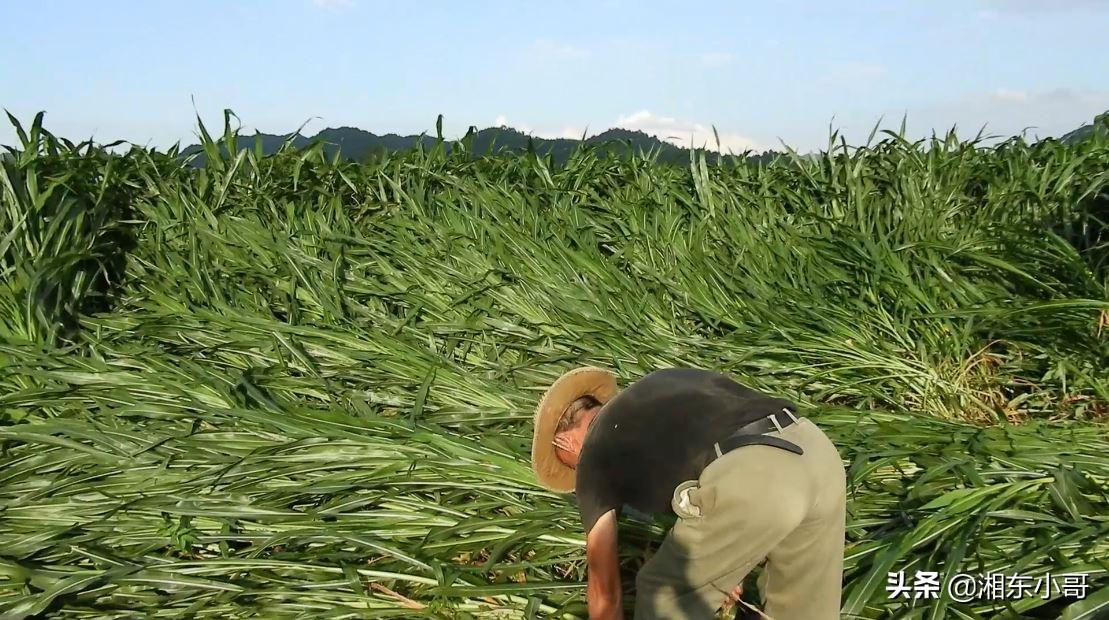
[554,442,578,467]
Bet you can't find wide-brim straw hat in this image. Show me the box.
[531,366,620,492]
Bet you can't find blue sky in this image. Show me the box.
[2,0,1108,153]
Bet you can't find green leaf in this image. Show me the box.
[1059,583,1109,620]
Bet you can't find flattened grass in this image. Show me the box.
[1,113,1107,618]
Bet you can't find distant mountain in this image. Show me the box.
[1060,111,1109,144]
[179,125,778,167]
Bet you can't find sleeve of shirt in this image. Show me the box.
[575,455,621,535]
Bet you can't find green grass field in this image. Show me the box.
[1,111,1107,619]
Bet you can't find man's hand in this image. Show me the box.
[724,583,744,605]
[585,509,623,619]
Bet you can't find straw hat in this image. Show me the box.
[531,366,620,492]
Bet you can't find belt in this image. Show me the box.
[712,408,805,458]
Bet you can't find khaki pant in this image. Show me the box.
[634,417,847,620]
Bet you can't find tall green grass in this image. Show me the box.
[1,111,1107,619]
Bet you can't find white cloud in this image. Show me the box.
[311,0,354,9]
[530,38,589,61]
[615,110,762,154]
[542,126,587,140]
[699,52,734,67]
[480,113,762,153]
[489,113,763,151]
[485,114,584,140]
[490,117,584,140]
[491,115,532,133]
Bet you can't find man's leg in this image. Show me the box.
[760,419,847,620]
[633,417,847,620]
[632,441,813,619]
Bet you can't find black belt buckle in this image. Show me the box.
[735,408,799,436]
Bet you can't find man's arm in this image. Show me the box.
[585,509,623,620]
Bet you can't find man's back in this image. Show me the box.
[575,368,797,533]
